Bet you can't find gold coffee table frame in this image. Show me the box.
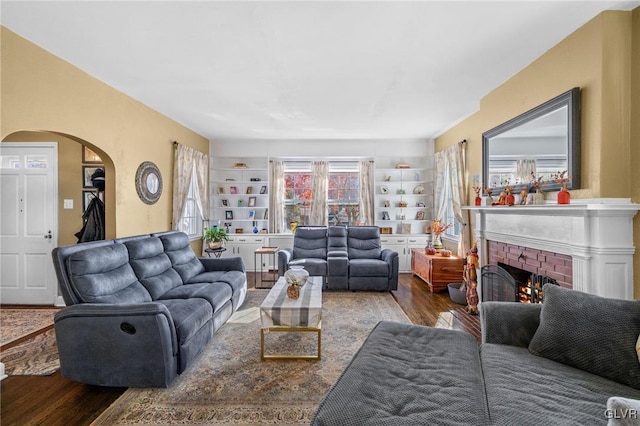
[260,321,321,360]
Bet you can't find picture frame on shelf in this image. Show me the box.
[238,199,244,207]
[260,185,267,194]
[246,186,253,194]
[382,211,390,220]
[249,210,255,219]
[221,199,229,207]
[225,210,233,220]
[264,208,269,220]
[217,186,225,194]
[82,146,102,164]
[416,211,425,220]
[230,186,238,194]
[82,166,103,188]
[402,223,412,234]
[248,196,256,207]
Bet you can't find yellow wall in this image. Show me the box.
[435,9,640,296]
[632,7,640,297]
[1,27,209,240]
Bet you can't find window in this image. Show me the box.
[283,160,361,229]
[327,162,359,226]
[284,162,313,227]
[442,177,460,238]
[177,167,203,238]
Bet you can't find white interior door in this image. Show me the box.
[0,143,58,305]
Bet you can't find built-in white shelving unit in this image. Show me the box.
[211,157,269,235]
[374,156,434,235]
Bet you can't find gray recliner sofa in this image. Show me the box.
[312,284,640,425]
[51,231,247,388]
[277,226,399,291]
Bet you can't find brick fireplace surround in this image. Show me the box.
[487,241,573,290]
[465,199,640,300]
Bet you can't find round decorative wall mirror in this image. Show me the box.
[135,161,163,204]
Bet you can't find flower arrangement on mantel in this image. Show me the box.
[553,170,572,191]
[553,170,572,204]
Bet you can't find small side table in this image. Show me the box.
[254,247,279,289]
[204,247,227,258]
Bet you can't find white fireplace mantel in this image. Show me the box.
[463,199,640,300]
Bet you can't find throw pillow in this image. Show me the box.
[529,284,640,389]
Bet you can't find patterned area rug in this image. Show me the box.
[1,328,60,375]
[0,308,59,346]
[92,290,411,425]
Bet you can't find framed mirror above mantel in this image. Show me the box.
[482,87,581,193]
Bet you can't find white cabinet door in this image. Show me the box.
[224,235,267,270]
[380,236,410,271]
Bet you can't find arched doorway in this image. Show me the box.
[2,130,116,244]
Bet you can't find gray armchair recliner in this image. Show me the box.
[278,226,399,291]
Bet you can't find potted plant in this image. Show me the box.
[203,226,228,249]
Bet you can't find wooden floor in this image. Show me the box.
[1,272,479,426]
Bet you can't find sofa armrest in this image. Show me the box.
[278,248,292,276]
[54,302,178,387]
[199,256,245,273]
[380,248,398,264]
[480,301,541,347]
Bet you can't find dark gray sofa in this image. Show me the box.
[52,231,247,388]
[277,226,399,291]
[312,285,640,425]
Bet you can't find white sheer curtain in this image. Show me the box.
[172,143,208,230]
[516,159,536,183]
[309,161,328,225]
[433,150,448,224]
[269,160,286,233]
[434,143,471,258]
[193,149,209,223]
[359,160,374,225]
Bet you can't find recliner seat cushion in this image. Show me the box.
[66,243,151,304]
[158,232,205,283]
[188,270,246,295]
[528,284,640,389]
[125,237,183,299]
[157,298,212,345]
[349,258,389,276]
[289,258,327,276]
[159,283,232,313]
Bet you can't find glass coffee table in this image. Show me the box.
[259,275,323,360]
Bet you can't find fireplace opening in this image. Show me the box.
[481,263,559,304]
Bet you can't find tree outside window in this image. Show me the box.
[284,169,312,227]
[283,161,361,229]
[328,166,359,226]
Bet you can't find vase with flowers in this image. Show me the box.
[553,170,571,204]
[472,185,482,206]
[530,172,546,205]
[484,187,494,205]
[431,219,453,250]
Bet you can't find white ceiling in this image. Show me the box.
[2,1,638,141]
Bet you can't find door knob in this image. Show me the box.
[44,230,52,239]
